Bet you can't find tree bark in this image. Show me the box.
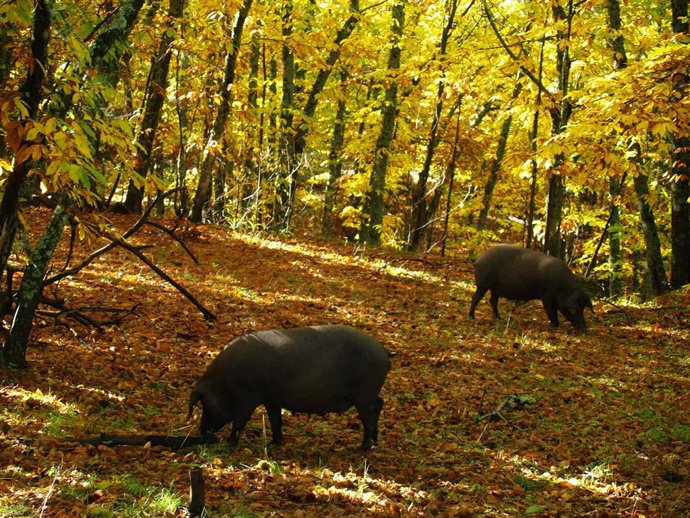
[322,73,349,233]
[477,74,522,231]
[633,172,668,294]
[670,139,690,288]
[669,0,689,288]
[441,97,464,257]
[190,0,253,222]
[408,0,459,251]
[544,0,574,258]
[4,204,69,368]
[0,0,51,293]
[360,0,406,246]
[124,0,186,213]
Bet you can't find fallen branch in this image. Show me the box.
[44,189,177,286]
[108,234,216,321]
[145,220,199,264]
[38,297,141,331]
[596,298,632,323]
[72,433,219,450]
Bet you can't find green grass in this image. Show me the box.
[86,475,184,518]
[0,502,32,517]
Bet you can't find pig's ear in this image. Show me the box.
[188,388,202,421]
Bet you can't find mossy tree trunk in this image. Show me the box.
[2,205,69,368]
[360,0,406,246]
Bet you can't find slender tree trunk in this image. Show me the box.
[669,0,690,287]
[274,0,296,228]
[0,0,51,287]
[360,0,406,246]
[322,73,349,233]
[441,98,463,257]
[477,75,522,231]
[608,177,624,296]
[633,172,668,294]
[190,0,253,222]
[525,35,545,248]
[408,0,459,251]
[605,0,628,296]
[4,205,69,368]
[124,0,186,213]
[174,52,190,216]
[670,139,690,287]
[543,1,574,258]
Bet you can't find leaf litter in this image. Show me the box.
[0,211,688,517]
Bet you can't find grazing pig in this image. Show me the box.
[188,325,392,451]
[468,244,593,330]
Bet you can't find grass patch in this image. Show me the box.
[86,475,183,518]
[0,502,32,517]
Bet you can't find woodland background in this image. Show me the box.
[0,0,689,516]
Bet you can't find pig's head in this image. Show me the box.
[188,384,234,434]
[559,291,594,330]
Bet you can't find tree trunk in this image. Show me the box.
[544,0,574,258]
[3,205,69,368]
[190,0,253,222]
[408,0,459,251]
[124,0,186,213]
[279,0,361,230]
[174,52,190,216]
[360,0,406,246]
[605,0,666,294]
[669,0,689,288]
[274,0,296,228]
[322,74,349,233]
[441,97,463,257]
[476,74,522,231]
[670,140,690,288]
[633,172,668,294]
[608,177,624,296]
[0,0,51,287]
[605,0,627,297]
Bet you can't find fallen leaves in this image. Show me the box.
[0,212,688,517]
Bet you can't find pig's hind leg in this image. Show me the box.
[469,286,489,318]
[265,403,284,445]
[541,298,559,327]
[355,397,382,452]
[489,291,501,319]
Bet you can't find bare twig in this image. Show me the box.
[108,234,216,321]
[144,221,199,264]
[72,433,219,449]
[44,189,178,286]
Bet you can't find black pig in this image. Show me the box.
[468,244,593,330]
[188,325,392,451]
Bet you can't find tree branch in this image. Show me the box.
[107,232,216,321]
[480,0,555,103]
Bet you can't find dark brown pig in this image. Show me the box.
[468,244,593,330]
[188,325,392,451]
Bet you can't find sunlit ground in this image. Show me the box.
[1,213,688,517]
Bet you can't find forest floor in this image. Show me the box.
[1,208,688,518]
